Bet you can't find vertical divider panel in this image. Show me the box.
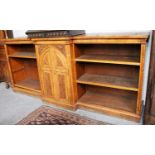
[136,43,146,114]
[4,45,15,86]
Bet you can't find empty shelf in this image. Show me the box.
[9,52,36,59]
[78,90,137,113]
[15,78,40,91]
[76,54,140,66]
[77,74,138,91]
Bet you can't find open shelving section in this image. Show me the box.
[78,85,137,114]
[75,44,141,65]
[73,34,148,121]
[5,41,41,96]
[7,44,36,59]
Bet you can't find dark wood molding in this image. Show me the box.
[6,30,14,38]
[144,30,155,124]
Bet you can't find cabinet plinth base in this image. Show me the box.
[13,87,41,97]
[42,98,77,111]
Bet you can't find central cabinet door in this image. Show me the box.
[36,44,74,106]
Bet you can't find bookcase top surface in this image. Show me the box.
[1,32,150,44]
[2,37,71,43]
[1,38,33,44]
[73,32,150,39]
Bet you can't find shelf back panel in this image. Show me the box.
[7,44,35,55]
[10,58,40,85]
[76,62,139,80]
[75,44,140,58]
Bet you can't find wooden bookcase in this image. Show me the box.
[4,33,149,122]
[5,40,41,96]
[73,34,148,121]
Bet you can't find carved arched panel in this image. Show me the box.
[36,44,72,105]
[53,45,68,71]
[37,45,55,99]
[38,45,52,70]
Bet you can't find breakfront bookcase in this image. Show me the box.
[4,33,149,121]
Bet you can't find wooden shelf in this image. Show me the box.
[15,78,40,91]
[9,52,36,59]
[76,54,140,66]
[77,90,137,113]
[77,73,138,91]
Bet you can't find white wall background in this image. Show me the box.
[13,30,150,38]
[142,31,152,104]
[13,30,152,105]
[13,30,27,38]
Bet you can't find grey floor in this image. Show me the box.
[0,82,140,125]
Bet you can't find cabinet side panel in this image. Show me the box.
[136,44,146,114]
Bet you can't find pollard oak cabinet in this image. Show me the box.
[4,33,149,122]
[35,40,76,109]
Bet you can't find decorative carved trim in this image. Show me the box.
[38,45,49,54]
[54,45,66,57]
